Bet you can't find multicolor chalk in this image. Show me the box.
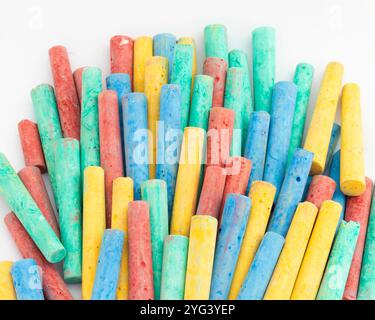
[305,175,336,209]
[204,24,228,63]
[153,33,176,80]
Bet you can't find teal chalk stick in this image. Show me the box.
[204,24,228,63]
[324,123,341,175]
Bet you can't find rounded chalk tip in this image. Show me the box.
[47,245,66,264]
[296,62,314,73]
[153,33,176,41]
[264,231,285,245]
[64,273,82,285]
[343,82,360,95]
[204,24,227,32]
[274,81,298,93]
[141,179,167,191]
[341,179,366,197]
[48,45,67,55]
[194,74,214,85]
[110,35,134,45]
[106,73,131,83]
[252,26,276,36]
[31,83,54,97]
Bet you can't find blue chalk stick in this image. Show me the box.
[153,33,176,81]
[268,148,313,237]
[324,123,341,175]
[329,150,346,226]
[123,93,150,200]
[11,259,44,300]
[302,175,313,201]
[91,229,124,300]
[238,232,284,300]
[210,194,251,300]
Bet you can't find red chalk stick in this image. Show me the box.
[4,213,73,300]
[18,120,46,173]
[98,90,124,227]
[306,175,336,209]
[49,46,81,140]
[203,57,227,108]
[197,166,226,219]
[343,177,373,300]
[128,201,154,300]
[73,67,85,103]
[110,35,134,82]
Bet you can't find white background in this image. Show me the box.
[0,0,374,299]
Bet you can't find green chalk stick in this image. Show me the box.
[160,235,189,300]
[287,63,314,164]
[54,138,82,283]
[81,67,102,172]
[317,221,360,300]
[204,24,228,63]
[0,153,65,263]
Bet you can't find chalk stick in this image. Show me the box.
[82,167,106,300]
[11,259,44,300]
[73,67,85,102]
[291,201,342,300]
[123,93,149,199]
[49,45,81,140]
[317,221,360,300]
[263,81,297,197]
[153,33,176,81]
[184,215,218,300]
[18,120,46,173]
[287,63,314,164]
[160,235,189,300]
[133,36,153,92]
[252,27,276,113]
[178,37,197,88]
[264,202,318,300]
[343,177,373,300]
[0,262,16,300]
[54,138,82,282]
[110,35,134,83]
[304,62,344,175]
[204,24,228,63]
[91,230,125,300]
[145,56,168,178]
[238,232,285,300]
[171,44,194,130]
[203,57,227,108]
[141,180,169,300]
[329,151,346,225]
[306,175,336,209]
[244,111,270,192]
[229,181,276,300]
[211,194,251,300]
[80,67,102,172]
[268,148,313,237]
[171,127,205,236]
[324,123,341,174]
[128,201,154,300]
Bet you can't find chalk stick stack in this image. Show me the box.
[0,24,374,301]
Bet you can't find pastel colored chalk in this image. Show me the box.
[123,93,149,200]
[153,33,176,80]
[204,24,228,63]
[210,194,251,300]
[324,123,341,174]
[304,62,344,175]
[317,221,360,300]
[184,215,218,300]
[291,201,342,300]
[252,27,276,113]
[178,37,197,87]
[128,201,154,300]
[171,44,194,130]
[343,177,373,300]
[91,230,125,300]
[54,138,82,282]
[0,262,16,300]
[111,177,133,300]
[133,36,153,92]
[80,67,102,171]
[237,232,285,300]
[73,67,85,102]
[0,153,65,263]
[268,148,313,237]
[287,63,314,164]
[110,35,134,83]
[145,56,168,178]
[11,259,44,300]
[160,235,189,300]
[302,175,313,201]
[203,57,227,108]
[49,45,81,140]
[206,107,235,167]
[4,213,73,300]
[18,120,46,173]
[244,111,271,192]
[141,180,169,300]
[82,167,106,300]
[306,175,336,209]
[264,202,318,300]
[229,181,276,300]
[263,81,297,197]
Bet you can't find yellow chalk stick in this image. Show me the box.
[178,37,197,89]
[228,181,276,300]
[171,127,205,236]
[133,36,153,92]
[0,261,16,300]
[111,177,134,300]
[144,56,168,179]
[340,83,366,196]
[82,166,106,300]
[264,202,318,300]
[304,62,344,175]
[184,215,218,300]
[291,200,341,300]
